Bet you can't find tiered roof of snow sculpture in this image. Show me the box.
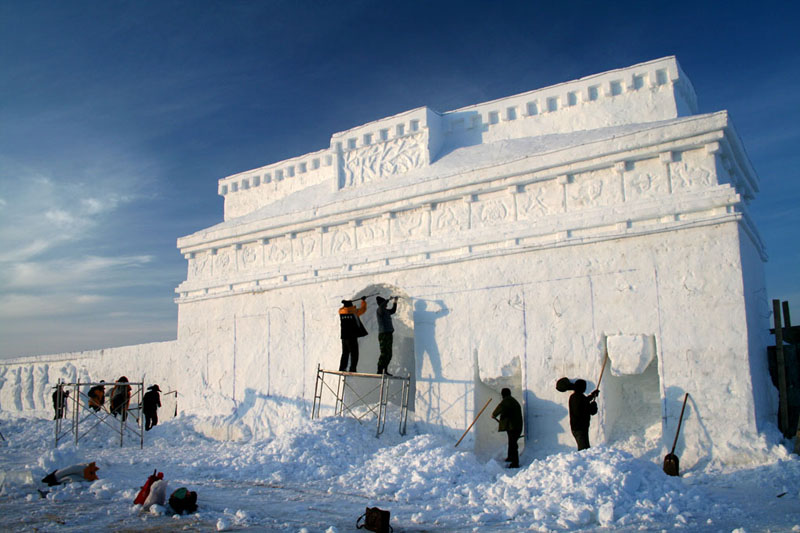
[176,56,762,303]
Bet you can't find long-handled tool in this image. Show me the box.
[592,338,609,394]
[663,392,689,476]
[455,399,492,447]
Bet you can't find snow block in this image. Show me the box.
[607,334,655,376]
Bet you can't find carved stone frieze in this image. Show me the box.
[517,183,562,220]
[325,227,355,255]
[239,245,261,270]
[431,202,469,235]
[342,133,427,187]
[266,238,292,265]
[356,218,389,248]
[293,232,320,262]
[472,198,511,229]
[189,253,210,279]
[670,162,712,190]
[568,169,622,209]
[391,208,427,242]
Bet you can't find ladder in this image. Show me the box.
[311,364,410,437]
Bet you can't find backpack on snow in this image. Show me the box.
[169,487,198,514]
[356,507,392,533]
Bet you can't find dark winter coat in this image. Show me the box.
[376,300,397,334]
[339,300,367,339]
[88,385,105,410]
[143,390,161,415]
[569,392,598,431]
[492,395,523,433]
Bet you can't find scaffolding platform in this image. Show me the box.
[53,380,144,448]
[311,365,410,436]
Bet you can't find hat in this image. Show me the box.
[341,300,353,307]
[148,385,161,392]
[376,296,387,305]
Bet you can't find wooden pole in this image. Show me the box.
[773,299,790,436]
[455,399,491,447]
[594,336,609,393]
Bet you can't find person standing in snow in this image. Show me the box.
[339,297,367,372]
[375,296,398,375]
[143,384,162,431]
[88,381,105,412]
[52,385,69,419]
[491,388,523,468]
[568,379,599,451]
[109,376,131,421]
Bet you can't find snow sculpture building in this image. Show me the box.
[0,57,775,465]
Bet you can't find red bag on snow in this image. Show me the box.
[134,469,164,505]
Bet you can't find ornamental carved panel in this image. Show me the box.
[293,232,320,262]
[517,183,562,220]
[567,169,622,209]
[431,202,469,235]
[356,218,389,248]
[670,162,713,191]
[214,249,234,276]
[342,133,427,187]
[239,244,261,270]
[391,208,427,243]
[189,253,210,280]
[266,238,292,265]
[325,227,355,255]
[472,198,511,229]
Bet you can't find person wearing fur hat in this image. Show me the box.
[143,385,162,431]
[339,297,367,372]
[375,296,398,375]
[568,379,599,451]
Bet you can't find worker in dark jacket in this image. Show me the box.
[109,376,131,421]
[52,385,69,419]
[143,384,162,431]
[375,296,398,375]
[568,379,599,451]
[88,381,105,412]
[339,297,367,372]
[491,388,523,468]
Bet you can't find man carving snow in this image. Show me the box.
[568,379,599,451]
[375,296,398,375]
[492,388,523,468]
[339,297,367,372]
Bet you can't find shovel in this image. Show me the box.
[663,393,689,476]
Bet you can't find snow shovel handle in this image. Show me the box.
[670,393,689,454]
[455,398,492,447]
[594,346,609,393]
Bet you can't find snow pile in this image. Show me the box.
[0,412,799,531]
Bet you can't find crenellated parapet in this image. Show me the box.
[216,57,698,221]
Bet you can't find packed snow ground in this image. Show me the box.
[1,409,799,532]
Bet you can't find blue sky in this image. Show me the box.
[1,1,798,358]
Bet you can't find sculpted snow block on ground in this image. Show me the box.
[0,57,774,467]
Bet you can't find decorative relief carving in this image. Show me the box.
[432,203,469,235]
[239,245,260,270]
[567,169,622,209]
[215,250,233,272]
[517,184,561,220]
[293,233,319,262]
[670,162,712,190]
[190,254,209,279]
[342,133,427,187]
[392,209,427,242]
[328,228,355,254]
[266,239,291,264]
[476,199,510,226]
[356,219,389,248]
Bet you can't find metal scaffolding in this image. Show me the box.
[311,364,410,437]
[53,379,144,448]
